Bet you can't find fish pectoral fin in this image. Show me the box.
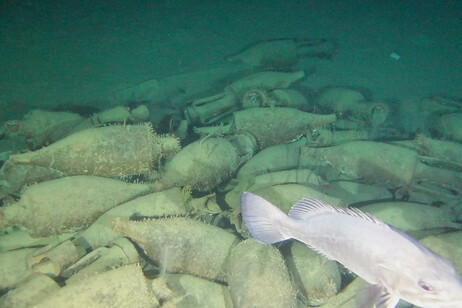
[356,283,382,307]
[373,292,400,308]
[356,283,400,308]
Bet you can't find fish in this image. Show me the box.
[240,192,462,308]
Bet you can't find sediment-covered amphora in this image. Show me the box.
[8,124,180,177]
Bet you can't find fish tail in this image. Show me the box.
[240,192,294,244]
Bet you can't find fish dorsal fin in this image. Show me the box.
[288,197,338,219]
[336,206,389,227]
[289,197,389,228]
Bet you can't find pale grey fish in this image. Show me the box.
[240,192,462,308]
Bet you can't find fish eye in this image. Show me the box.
[418,280,434,292]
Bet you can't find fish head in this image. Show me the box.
[391,250,462,307]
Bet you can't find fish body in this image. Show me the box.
[240,192,462,308]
